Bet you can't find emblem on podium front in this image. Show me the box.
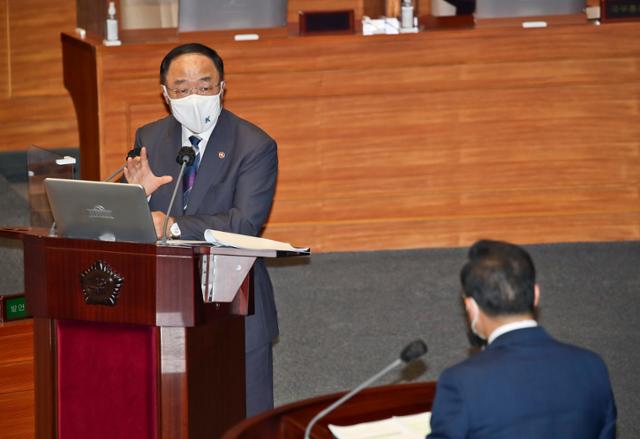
[80,260,124,306]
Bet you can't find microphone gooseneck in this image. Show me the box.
[160,147,197,244]
[303,339,428,439]
[105,147,143,182]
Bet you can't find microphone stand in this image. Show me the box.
[304,359,403,439]
[105,147,142,182]
[104,165,126,183]
[304,339,428,439]
[160,147,196,244]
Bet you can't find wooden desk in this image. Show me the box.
[0,319,35,439]
[61,22,640,252]
[222,381,436,438]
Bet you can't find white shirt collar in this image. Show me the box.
[488,319,538,344]
[181,124,215,158]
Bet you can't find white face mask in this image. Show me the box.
[164,87,223,134]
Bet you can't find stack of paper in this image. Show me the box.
[204,229,309,253]
[328,412,431,439]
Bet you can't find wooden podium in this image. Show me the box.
[222,381,436,438]
[1,227,279,439]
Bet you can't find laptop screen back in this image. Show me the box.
[476,0,584,18]
[44,178,157,244]
[178,0,287,32]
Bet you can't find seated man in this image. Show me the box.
[428,240,616,438]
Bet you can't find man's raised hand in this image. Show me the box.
[123,146,173,196]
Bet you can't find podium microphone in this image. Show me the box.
[105,147,142,182]
[304,339,428,439]
[160,146,196,244]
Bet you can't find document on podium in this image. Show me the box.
[203,229,310,253]
[328,412,431,439]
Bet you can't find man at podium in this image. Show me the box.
[428,240,616,438]
[124,43,279,417]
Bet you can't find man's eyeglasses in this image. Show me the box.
[164,81,224,99]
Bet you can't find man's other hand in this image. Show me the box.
[124,146,173,196]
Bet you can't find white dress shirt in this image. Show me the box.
[488,319,538,345]
[170,124,216,238]
[181,124,215,165]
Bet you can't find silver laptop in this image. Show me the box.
[44,178,157,244]
[476,0,584,19]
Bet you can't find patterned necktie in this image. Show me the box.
[182,135,201,211]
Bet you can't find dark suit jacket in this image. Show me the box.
[134,109,278,351]
[428,326,616,439]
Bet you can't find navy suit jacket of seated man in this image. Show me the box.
[427,239,616,439]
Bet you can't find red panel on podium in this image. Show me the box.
[56,319,158,439]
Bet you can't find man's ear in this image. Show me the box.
[534,284,541,307]
[464,297,477,318]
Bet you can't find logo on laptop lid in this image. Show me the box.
[86,205,114,220]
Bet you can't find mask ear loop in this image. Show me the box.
[161,85,171,105]
[469,298,486,340]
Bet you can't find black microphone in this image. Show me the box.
[160,147,197,244]
[129,146,143,159]
[175,146,196,166]
[105,147,142,182]
[401,339,428,362]
[304,339,428,439]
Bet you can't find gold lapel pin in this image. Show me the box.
[218,151,225,159]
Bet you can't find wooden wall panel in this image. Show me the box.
[264,212,640,252]
[416,0,431,16]
[0,0,77,151]
[59,22,640,252]
[0,0,8,98]
[363,0,385,18]
[244,26,638,250]
[0,95,79,148]
[9,0,75,96]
